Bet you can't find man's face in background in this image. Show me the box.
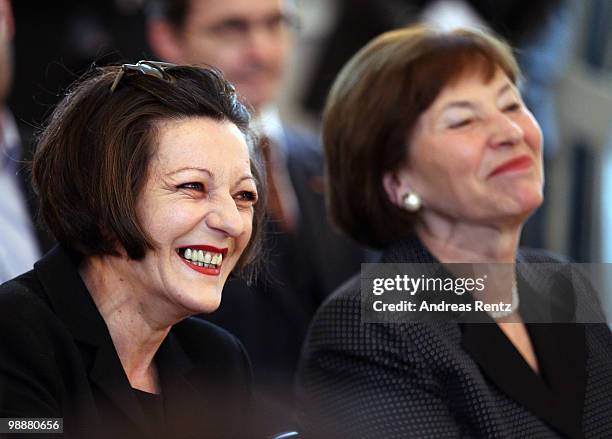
[154,0,293,111]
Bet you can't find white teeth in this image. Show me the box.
[180,248,223,267]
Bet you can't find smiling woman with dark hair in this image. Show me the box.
[297,26,612,438]
[0,62,265,438]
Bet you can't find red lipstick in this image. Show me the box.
[490,155,533,177]
[179,257,221,276]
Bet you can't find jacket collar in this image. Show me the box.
[34,245,107,347]
[381,235,587,438]
[380,234,437,264]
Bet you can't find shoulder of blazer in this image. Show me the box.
[283,125,321,157]
[303,272,442,364]
[0,270,65,337]
[284,126,323,177]
[0,272,78,416]
[311,273,362,322]
[173,317,251,373]
[518,247,607,322]
[518,247,571,263]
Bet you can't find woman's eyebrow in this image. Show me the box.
[234,175,256,186]
[438,83,516,115]
[440,101,476,112]
[497,83,514,97]
[166,167,214,178]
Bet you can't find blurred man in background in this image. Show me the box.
[0,0,41,283]
[147,0,366,433]
[148,0,290,112]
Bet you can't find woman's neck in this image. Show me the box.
[415,210,523,263]
[79,255,174,393]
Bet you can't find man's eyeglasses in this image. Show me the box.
[110,60,176,93]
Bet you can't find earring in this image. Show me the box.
[402,192,421,212]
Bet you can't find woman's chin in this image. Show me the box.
[480,189,543,226]
[497,181,544,219]
[199,296,222,315]
[501,193,543,226]
[179,290,223,316]
[519,187,544,215]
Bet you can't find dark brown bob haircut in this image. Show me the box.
[32,63,265,281]
[323,25,520,249]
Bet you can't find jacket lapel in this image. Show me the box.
[459,270,586,439]
[88,341,152,432]
[155,331,213,438]
[460,322,585,438]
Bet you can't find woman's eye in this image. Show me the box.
[448,119,473,129]
[503,103,521,112]
[178,182,204,191]
[235,191,258,203]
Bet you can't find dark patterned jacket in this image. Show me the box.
[297,236,612,438]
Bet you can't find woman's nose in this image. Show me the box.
[488,113,524,148]
[204,195,245,238]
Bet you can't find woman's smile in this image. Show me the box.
[488,155,533,178]
[175,245,228,276]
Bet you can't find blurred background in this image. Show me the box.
[5,0,612,304]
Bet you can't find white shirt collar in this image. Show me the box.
[252,105,286,153]
[0,108,21,169]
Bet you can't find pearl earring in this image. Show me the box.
[402,192,421,212]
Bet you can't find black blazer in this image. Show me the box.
[297,236,612,438]
[0,245,253,439]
